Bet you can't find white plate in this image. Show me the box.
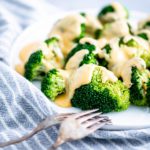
[11,9,150,130]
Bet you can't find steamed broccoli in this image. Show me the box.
[137,33,149,41]
[94,29,102,39]
[138,17,150,30]
[45,37,64,62]
[45,37,59,46]
[98,2,129,23]
[129,66,149,106]
[97,58,109,68]
[79,13,103,39]
[65,42,96,64]
[102,44,112,54]
[119,37,150,67]
[24,50,47,81]
[71,66,130,113]
[24,37,63,81]
[102,20,131,39]
[136,30,150,43]
[143,21,150,29]
[146,78,150,106]
[41,69,66,100]
[98,5,115,18]
[119,37,138,47]
[79,52,99,66]
[74,23,86,43]
[65,49,99,70]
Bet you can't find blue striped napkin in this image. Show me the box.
[0,0,149,150]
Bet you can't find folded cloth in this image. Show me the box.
[0,0,149,150]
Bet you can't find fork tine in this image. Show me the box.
[73,109,100,118]
[101,118,112,123]
[54,113,75,121]
[84,118,105,128]
[78,112,101,123]
[57,113,75,117]
[89,122,106,132]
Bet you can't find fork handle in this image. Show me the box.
[0,124,44,147]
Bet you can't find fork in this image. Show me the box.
[0,113,74,148]
[49,109,111,150]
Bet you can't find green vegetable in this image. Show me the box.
[146,78,150,106]
[119,37,150,67]
[74,23,86,43]
[97,57,108,68]
[65,43,96,64]
[127,23,133,35]
[80,12,86,17]
[98,3,129,23]
[102,44,112,54]
[98,5,115,18]
[94,29,102,39]
[129,66,150,106]
[143,21,150,29]
[45,37,59,46]
[137,33,149,41]
[24,50,46,81]
[129,67,146,106]
[79,52,99,66]
[71,66,130,113]
[41,69,66,100]
[119,38,139,47]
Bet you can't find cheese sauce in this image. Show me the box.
[15,41,42,75]
[101,2,127,22]
[49,14,86,56]
[103,19,130,39]
[54,65,96,107]
[65,50,89,70]
[112,57,146,87]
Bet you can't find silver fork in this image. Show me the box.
[49,109,111,150]
[0,113,74,148]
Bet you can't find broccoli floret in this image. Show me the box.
[96,44,111,68]
[41,69,65,101]
[79,12,103,39]
[71,66,130,113]
[98,5,115,18]
[102,20,131,39]
[119,37,150,67]
[45,37,59,46]
[137,33,149,41]
[119,37,139,47]
[97,57,109,68]
[79,52,99,66]
[143,21,150,29]
[129,66,149,106]
[74,23,86,43]
[94,29,102,39]
[129,67,146,105]
[146,78,150,106]
[102,44,112,54]
[24,50,47,81]
[65,50,99,70]
[98,3,129,23]
[127,23,133,35]
[65,43,96,64]
[141,51,150,68]
[80,12,86,17]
